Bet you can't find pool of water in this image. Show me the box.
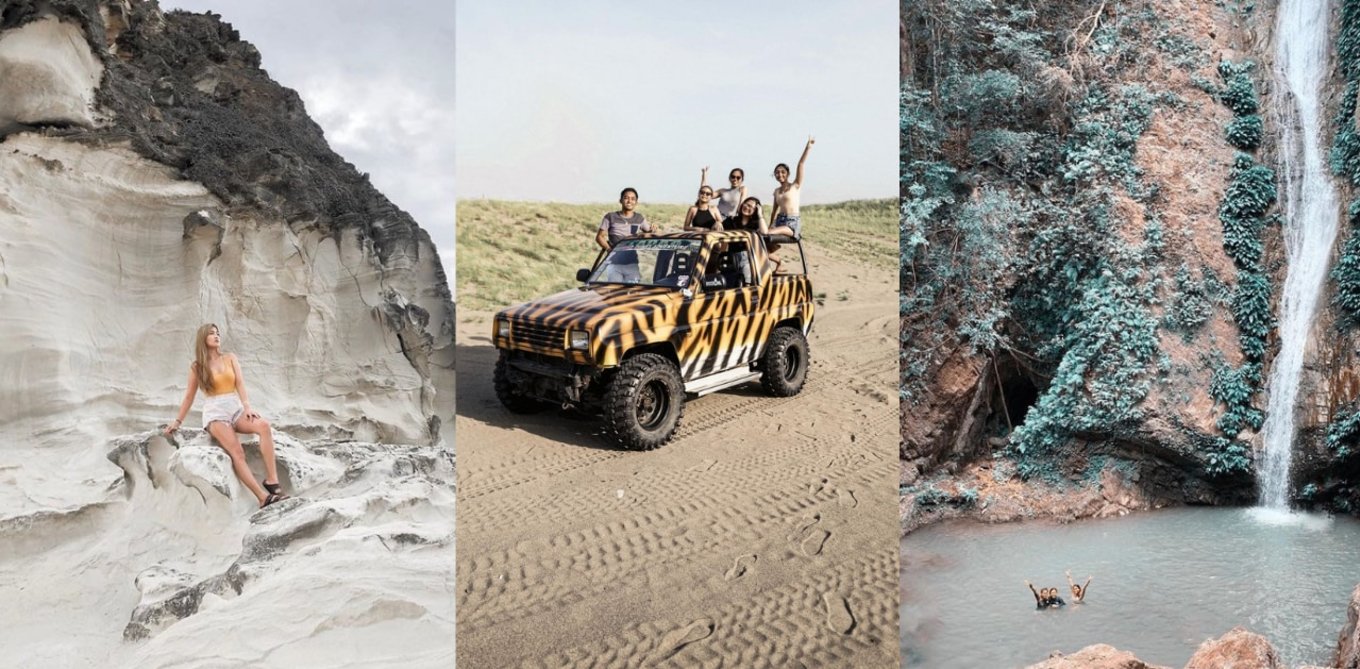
[901,507,1360,668]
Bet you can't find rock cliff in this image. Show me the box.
[899,0,1360,527]
[0,0,454,665]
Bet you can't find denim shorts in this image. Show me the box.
[775,214,802,239]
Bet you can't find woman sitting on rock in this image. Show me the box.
[164,323,289,509]
[1026,581,1065,609]
[1067,570,1092,603]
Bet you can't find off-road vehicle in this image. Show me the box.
[492,229,815,449]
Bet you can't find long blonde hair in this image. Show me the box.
[192,323,220,390]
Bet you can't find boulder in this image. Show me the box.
[1338,584,1360,669]
[1184,627,1280,669]
[1027,644,1169,669]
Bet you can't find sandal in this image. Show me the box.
[260,492,289,509]
[263,481,283,496]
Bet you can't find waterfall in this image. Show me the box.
[1259,0,1342,509]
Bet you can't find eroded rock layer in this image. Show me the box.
[0,0,453,665]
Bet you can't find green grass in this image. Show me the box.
[456,198,896,311]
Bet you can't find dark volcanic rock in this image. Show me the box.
[4,0,451,286]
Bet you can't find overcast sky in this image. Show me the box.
[457,1,897,205]
[159,0,454,275]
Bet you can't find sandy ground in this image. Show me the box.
[455,247,900,667]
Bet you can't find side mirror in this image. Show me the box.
[576,268,590,282]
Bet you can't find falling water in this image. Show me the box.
[1259,0,1342,509]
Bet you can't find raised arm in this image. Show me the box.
[793,135,814,187]
[166,365,200,434]
[230,354,259,420]
[1025,580,1041,604]
[1081,576,1092,598]
[1066,570,1075,590]
[699,165,710,191]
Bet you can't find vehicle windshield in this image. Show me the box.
[588,238,701,288]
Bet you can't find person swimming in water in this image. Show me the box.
[1025,580,1065,609]
[1066,570,1092,604]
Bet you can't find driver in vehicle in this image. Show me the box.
[594,187,652,283]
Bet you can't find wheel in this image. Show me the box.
[493,352,549,414]
[602,353,685,450]
[760,326,809,396]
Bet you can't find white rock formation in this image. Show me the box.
[0,16,103,134]
[0,4,454,666]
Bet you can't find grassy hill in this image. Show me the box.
[456,198,896,311]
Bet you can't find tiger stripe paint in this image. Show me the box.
[493,230,814,385]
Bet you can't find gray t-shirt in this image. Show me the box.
[599,211,651,246]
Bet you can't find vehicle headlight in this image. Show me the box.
[568,330,590,350]
[496,319,511,338]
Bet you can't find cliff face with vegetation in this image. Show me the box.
[897,0,1336,527]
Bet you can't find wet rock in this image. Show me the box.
[1338,584,1360,669]
[1184,627,1281,669]
[1026,643,1168,669]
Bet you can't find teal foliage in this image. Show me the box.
[902,0,1207,467]
[1217,60,1259,115]
[1209,59,1275,438]
[1010,269,1160,472]
[1208,356,1264,436]
[910,483,980,509]
[1061,85,1159,191]
[968,128,1039,169]
[940,70,1024,126]
[1327,406,1360,460]
[1339,0,1360,82]
[1177,418,1253,477]
[1225,114,1263,151]
[1231,270,1274,361]
[1332,222,1360,327]
[1164,264,1212,339]
[1332,81,1360,182]
[1330,3,1360,333]
[1204,437,1253,477]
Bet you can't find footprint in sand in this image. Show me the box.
[724,554,757,580]
[652,618,715,661]
[787,512,820,542]
[837,488,858,508]
[808,477,829,494]
[800,529,830,556]
[823,593,855,634]
[688,458,717,473]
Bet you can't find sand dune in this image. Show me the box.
[456,244,899,667]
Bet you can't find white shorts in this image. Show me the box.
[202,392,245,430]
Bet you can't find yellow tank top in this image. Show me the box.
[206,360,236,395]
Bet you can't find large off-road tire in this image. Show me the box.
[493,352,549,414]
[760,326,809,396]
[602,353,685,450]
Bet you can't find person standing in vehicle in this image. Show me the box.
[594,187,652,282]
[768,136,814,239]
[684,185,723,231]
[700,166,749,220]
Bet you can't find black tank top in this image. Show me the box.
[692,208,718,229]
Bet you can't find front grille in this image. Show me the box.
[513,320,566,350]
